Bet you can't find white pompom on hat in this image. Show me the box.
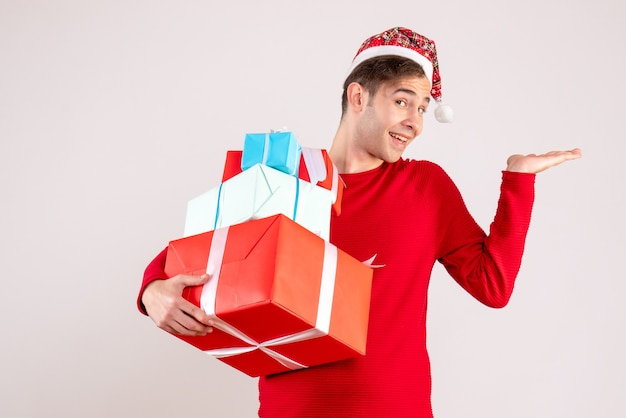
[347,27,454,123]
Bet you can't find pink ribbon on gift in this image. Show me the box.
[301,147,340,205]
[199,226,338,371]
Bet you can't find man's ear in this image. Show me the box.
[346,82,368,112]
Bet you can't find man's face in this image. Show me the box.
[354,76,431,165]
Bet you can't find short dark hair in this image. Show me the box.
[341,55,427,116]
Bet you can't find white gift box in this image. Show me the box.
[184,164,333,241]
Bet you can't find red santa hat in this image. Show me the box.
[347,27,454,123]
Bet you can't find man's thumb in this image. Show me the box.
[178,273,211,287]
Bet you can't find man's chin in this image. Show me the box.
[384,154,404,163]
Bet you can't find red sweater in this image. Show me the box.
[139,159,535,417]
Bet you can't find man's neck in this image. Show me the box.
[329,124,384,174]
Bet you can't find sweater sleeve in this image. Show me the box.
[438,171,536,308]
[136,247,169,315]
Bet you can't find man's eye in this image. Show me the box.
[418,107,427,114]
[396,99,407,107]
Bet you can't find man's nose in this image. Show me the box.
[403,112,422,136]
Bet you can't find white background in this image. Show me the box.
[1,1,624,417]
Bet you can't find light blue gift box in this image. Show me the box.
[241,131,302,175]
[183,164,333,241]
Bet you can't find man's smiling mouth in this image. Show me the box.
[390,132,409,143]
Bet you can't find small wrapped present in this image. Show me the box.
[165,214,373,377]
[184,164,333,241]
[241,131,301,175]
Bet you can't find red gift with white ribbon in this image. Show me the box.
[164,214,373,377]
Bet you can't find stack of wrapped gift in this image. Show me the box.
[164,131,373,377]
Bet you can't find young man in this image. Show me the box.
[138,27,581,417]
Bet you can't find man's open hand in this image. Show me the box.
[506,148,582,174]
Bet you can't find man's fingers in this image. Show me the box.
[144,274,215,336]
[163,293,214,335]
[186,303,214,327]
[540,149,583,171]
[562,148,583,160]
[178,296,214,327]
[173,310,214,336]
[162,319,213,337]
[156,304,213,336]
[173,276,214,326]
[506,148,582,173]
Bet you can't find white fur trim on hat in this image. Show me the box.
[346,45,434,84]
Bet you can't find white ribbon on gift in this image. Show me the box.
[200,225,338,371]
[301,147,340,205]
[362,253,386,269]
[262,133,270,166]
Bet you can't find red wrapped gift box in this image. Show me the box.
[164,214,373,377]
[222,148,344,216]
